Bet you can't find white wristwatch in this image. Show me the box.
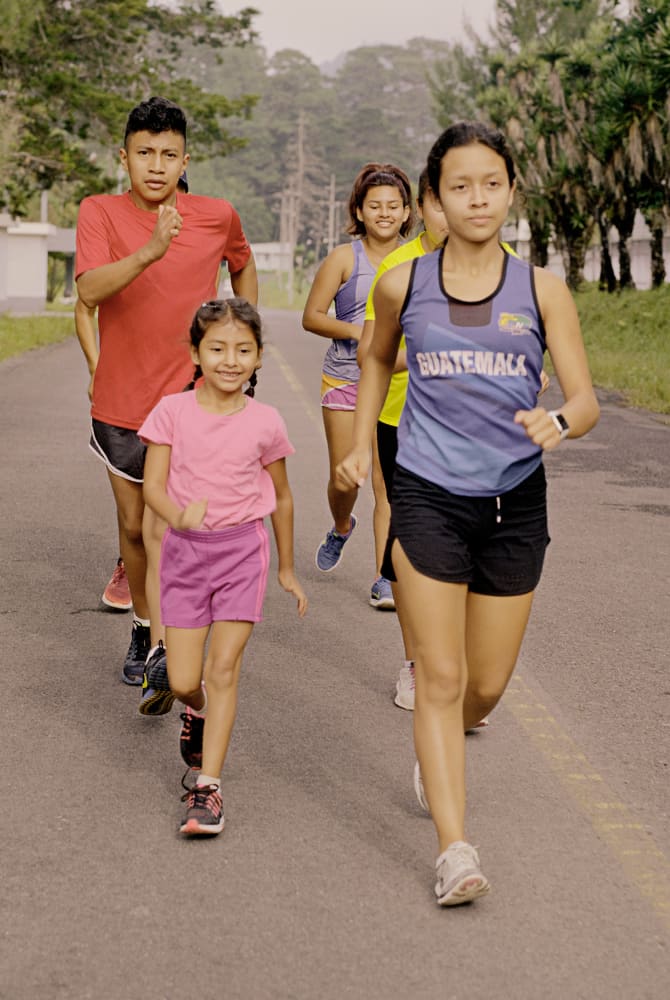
[548,410,570,441]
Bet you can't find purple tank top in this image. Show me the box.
[322,240,377,383]
[397,249,546,496]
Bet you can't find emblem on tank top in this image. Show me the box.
[498,312,533,335]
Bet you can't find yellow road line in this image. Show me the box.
[505,673,670,934]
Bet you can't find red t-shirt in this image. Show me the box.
[75,191,252,429]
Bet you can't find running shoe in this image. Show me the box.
[102,557,132,611]
[413,760,430,813]
[122,621,151,685]
[369,575,395,610]
[394,662,415,710]
[139,640,174,716]
[179,777,224,836]
[315,515,357,572]
[466,716,490,734]
[180,706,205,770]
[434,841,490,906]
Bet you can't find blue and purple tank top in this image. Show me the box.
[322,239,377,383]
[397,249,546,496]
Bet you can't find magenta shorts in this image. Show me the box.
[160,520,270,628]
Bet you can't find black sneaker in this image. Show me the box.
[180,707,205,769]
[122,622,151,685]
[138,640,175,716]
[179,772,224,836]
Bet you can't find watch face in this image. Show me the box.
[549,411,569,438]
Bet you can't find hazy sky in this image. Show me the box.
[250,1,498,64]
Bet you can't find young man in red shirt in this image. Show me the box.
[76,96,257,688]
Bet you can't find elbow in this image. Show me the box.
[301,311,313,333]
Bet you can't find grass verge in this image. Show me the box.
[0,313,74,364]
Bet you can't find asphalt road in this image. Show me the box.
[1,309,669,1000]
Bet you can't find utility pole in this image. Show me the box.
[326,173,337,255]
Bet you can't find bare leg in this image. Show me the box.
[200,621,254,777]
[394,540,537,851]
[166,625,209,713]
[393,580,414,661]
[371,434,390,576]
[322,408,359,535]
[463,590,534,731]
[392,540,468,851]
[142,505,168,647]
[106,471,149,620]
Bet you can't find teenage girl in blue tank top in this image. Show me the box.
[337,122,600,906]
[302,163,413,576]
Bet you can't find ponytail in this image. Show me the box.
[182,363,202,392]
[245,371,258,398]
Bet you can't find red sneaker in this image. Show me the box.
[102,558,132,611]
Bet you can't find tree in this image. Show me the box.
[594,1,670,288]
[0,1,259,217]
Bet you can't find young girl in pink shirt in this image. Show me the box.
[140,298,307,836]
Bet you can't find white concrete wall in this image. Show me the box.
[0,221,52,313]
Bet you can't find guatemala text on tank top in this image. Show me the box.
[397,248,546,497]
[322,239,377,384]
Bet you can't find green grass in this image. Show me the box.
[573,284,670,415]
[258,272,309,311]
[0,313,74,363]
[1,282,669,415]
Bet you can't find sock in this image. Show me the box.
[197,774,220,790]
[197,683,208,716]
[146,643,161,661]
[133,616,150,629]
[404,659,414,669]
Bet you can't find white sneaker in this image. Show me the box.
[466,715,490,734]
[413,760,429,813]
[394,662,415,710]
[435,841,490,906]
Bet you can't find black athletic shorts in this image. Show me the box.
[90,418,147,482]
[376,420,399,500]
[381,462,550,597]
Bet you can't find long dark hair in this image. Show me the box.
[183,298,262,396]
[346,162,414,237]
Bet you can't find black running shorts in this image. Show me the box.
[382,463,550,597]
[90,419,147,482]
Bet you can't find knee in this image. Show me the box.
[204,655,238,692]
[119,516,143,547]
[170,678,201,702]
[466,676,506,714]
[419,661,466,708]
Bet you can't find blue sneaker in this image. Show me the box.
[315,515,357,572]
[138,640,175,716]
[369,575,395,610]
[122,621,151,685]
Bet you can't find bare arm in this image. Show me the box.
[302,245,362,342]
[266,458,308,616]
[514,268,600,449]
[336,265,409,489]
[74,299,99,401]
[76,204,183,307]
[230,253,259,305]
[357,317,407,373]
[143,442,208,530]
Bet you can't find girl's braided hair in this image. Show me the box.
[183,297,262,395]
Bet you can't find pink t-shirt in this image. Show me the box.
[138,392,294,530]
[76,191,252,430]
